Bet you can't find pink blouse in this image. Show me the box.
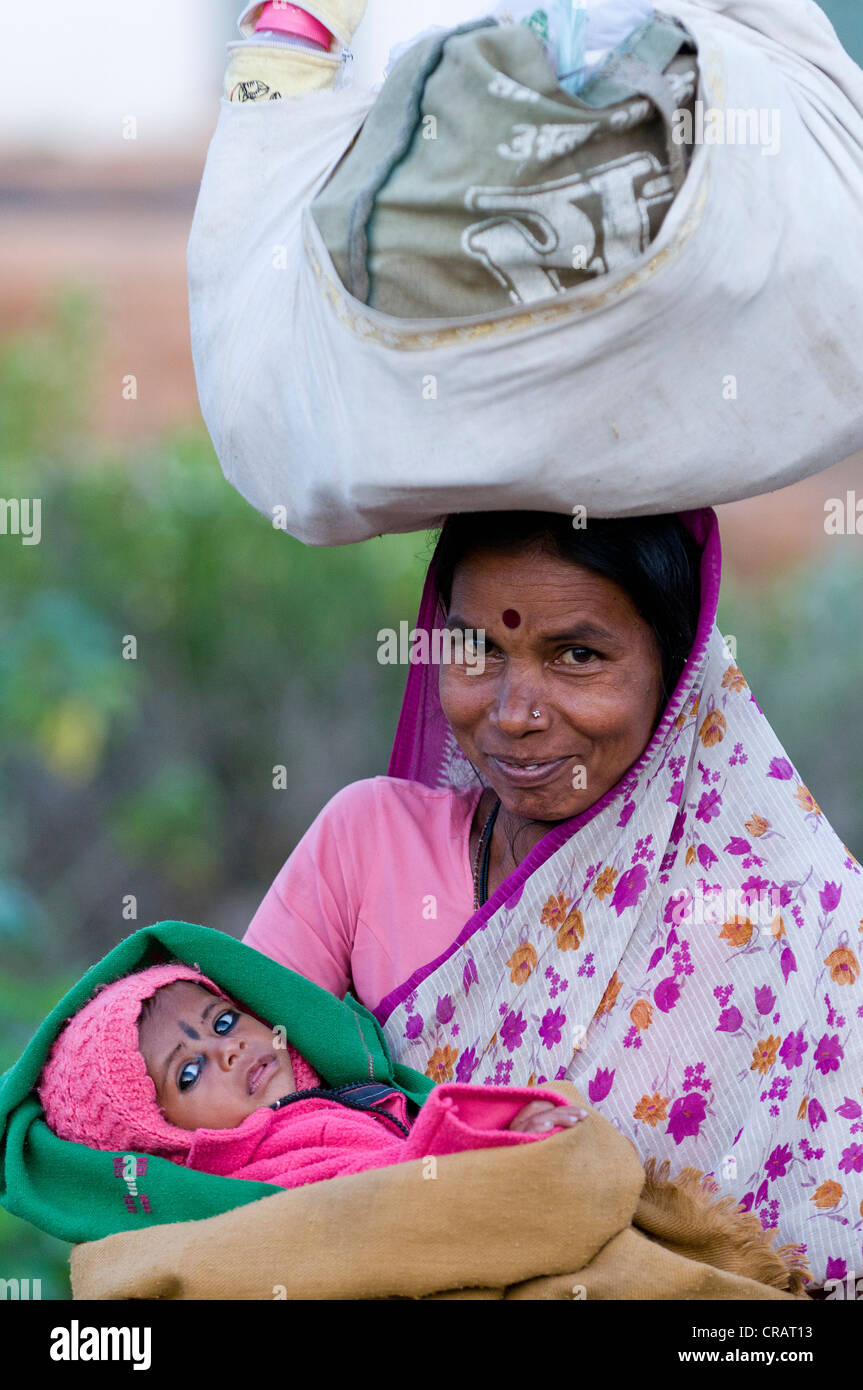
[244,778,483,1011]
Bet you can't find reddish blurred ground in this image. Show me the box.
[1,150,860,574]
[0,150,202,449]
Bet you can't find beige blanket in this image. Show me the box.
[71,1084,810,1301]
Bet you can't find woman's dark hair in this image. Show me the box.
[431,512,703,707]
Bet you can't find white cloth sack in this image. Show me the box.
[188,0,863,545]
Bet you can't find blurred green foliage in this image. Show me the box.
[0,293,433,975]
[0,291,860,1298]
[717,556,863,856]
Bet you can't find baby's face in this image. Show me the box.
[138,982,295,1130]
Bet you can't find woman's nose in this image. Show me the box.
[489,671,546,736]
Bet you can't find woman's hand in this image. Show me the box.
[509,1100,588,1134]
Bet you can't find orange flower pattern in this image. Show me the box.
[630,999,653,1031]
[699,709,727,747]
[722,666,748,693]
[424,1046,459,1083]
[824,947,859,986]
[592,866,618,900]
[507,942,538,985]
[745,815,770,838]
[557,908,585,952]
[794,785,821,815]
[719,917,754,949]
[595,970,622,1017]
[810,1181,843,1210]
[634,1093,669,1126]
[541,893,571,929]
[751,1036,781,1076]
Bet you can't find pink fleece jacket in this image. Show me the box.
[187,1084,572,1189]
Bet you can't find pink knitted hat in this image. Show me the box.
[37,962,320,1156]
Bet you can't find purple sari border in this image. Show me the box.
[374,508,723,1026]
[386,561,442,782]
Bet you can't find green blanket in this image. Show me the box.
[0,922,435,1245]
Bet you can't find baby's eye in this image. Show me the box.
[214,1009,239,1035]
[178,1059,202,1092]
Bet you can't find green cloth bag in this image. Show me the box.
[312,15,697,319]
[0,922,435,1245]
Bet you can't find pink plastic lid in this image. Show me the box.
[255,2,331,47]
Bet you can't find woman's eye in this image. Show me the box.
[214,1010,239,1035]
[178,1059,201,1092]
[560,647,597,666]
[462,634,485,657]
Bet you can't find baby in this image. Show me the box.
[37,963,584,1189]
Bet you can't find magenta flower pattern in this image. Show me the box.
[667,1092,708,1145]
[814,1035,844,1075]
[589,1067,615,1103]
[611,864,648,915]
[838,1143,863,1175]
[539,1007,567,1050]
[500,1009,527,1053]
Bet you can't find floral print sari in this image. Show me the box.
[375,508,862,1289]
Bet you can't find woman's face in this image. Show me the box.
[439,546,666,824]
[138,982,295,1131]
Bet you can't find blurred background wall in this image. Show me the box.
[1,0,861,1295]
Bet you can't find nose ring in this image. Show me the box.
[531,709,542,720]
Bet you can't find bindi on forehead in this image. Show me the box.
[502,609,522,629]
[140,984,207,1037]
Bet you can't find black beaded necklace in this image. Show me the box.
[472,797,502,911]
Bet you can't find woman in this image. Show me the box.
[247,507,863,1289]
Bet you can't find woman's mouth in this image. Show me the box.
[246,1055,277,1095]
[487,756,572,788]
